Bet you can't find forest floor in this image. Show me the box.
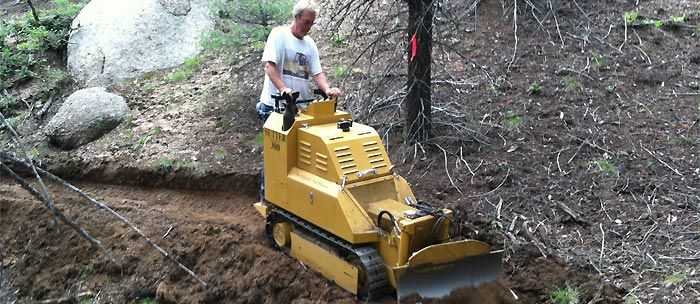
[1,0,699,303]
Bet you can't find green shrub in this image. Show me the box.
[0,0,86,91]
[550,282,581,304]
[592,53,605,70]
[184,55,204,71]
[171,55,204,82]
[37,67,70,100]
[332,64,349,79]
[176,160,199,171]
[624,293,640,304]
[623,11,638,24]
[594,159,618,177]
[202,0,293,59]
[0,96,21,112]
[138,298,156,304]
[564,77,582,91]
[504,111,523,129]
[77,296,94,304]
[669,15,686,24]
[144,82,157,92]
[213,149,227,160]
[17,25,57,52]
[331,33,348,44]
[170,69,191,82]
[0,21,11,41]
[155,157,174,170]
[123,129,134,140]
[253,132,264,147]
[1,111,29,130]
[663,272,687,287]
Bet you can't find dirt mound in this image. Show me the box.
[0,181,360,303]
[400,281,516,304]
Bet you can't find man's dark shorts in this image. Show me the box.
[256,101,274,124]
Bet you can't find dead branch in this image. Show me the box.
[568,136,613,156]
[469,167,510,198]
[431,40,498,88]
[0,152,207,286]
[619,13,628,51]
[37,291,95,304]
[507,0,518,70]
[598,223,605,266]
[458,146,483,184]
[521,220,548,258]
[632,45,652,64]
[36,96,54,118]
[0,242,5,299]
[434,144,462,194]
[555,147,570,175]
[0,112,59,230]
[26,0,40,23]
[572,0,592,24]
[657,255,700,261]
[548,0,564,46]
[642,146,683,176]
[554,200,586,224]
[0,161,115,263]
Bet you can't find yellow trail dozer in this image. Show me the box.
[253,92,504,302]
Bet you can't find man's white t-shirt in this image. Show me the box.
[259,26,322,106]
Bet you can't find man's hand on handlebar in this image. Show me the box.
[280,87,293,97]
[327,87,342,98]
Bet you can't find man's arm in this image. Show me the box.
[264,61,292,95]
[312,72,342,97]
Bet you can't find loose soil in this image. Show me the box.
[2,0,699,303]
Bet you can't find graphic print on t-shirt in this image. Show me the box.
[282,52,310,79]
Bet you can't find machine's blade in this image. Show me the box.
[397,249,504,303]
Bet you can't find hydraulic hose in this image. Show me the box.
[377,210,401,236]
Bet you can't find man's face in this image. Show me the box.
[293,11,316,38]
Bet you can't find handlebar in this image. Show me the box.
[270,90,334,113]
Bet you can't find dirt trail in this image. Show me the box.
[0,176,622,303]
[0,179,368,303]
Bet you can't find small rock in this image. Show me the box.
[45,87,129,149]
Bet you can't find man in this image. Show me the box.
[257,0,341,201]
[256,0,342,123]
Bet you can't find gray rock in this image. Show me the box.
[45,87,129,149]
[158,0,192,16]
[67,0,213,87]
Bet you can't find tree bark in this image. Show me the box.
[26,0,40,24]
[404,0,433,143]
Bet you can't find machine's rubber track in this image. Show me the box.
[353,245,389,299]
[269,208,389,299]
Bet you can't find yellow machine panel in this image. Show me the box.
[291,232,359,294]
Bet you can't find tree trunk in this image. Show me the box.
[404,0,433,143]
[26,0,40,24]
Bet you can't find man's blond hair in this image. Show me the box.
[293,0,319,18]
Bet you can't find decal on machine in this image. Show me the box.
[266,129,286,151]
[265,129,287,142]
[271,141,281,151]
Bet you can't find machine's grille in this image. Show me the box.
[347,178,398,208]
[299,140,312,165]
[335,146,358,175]
[363,141,387,169]
[315,152,328,172]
